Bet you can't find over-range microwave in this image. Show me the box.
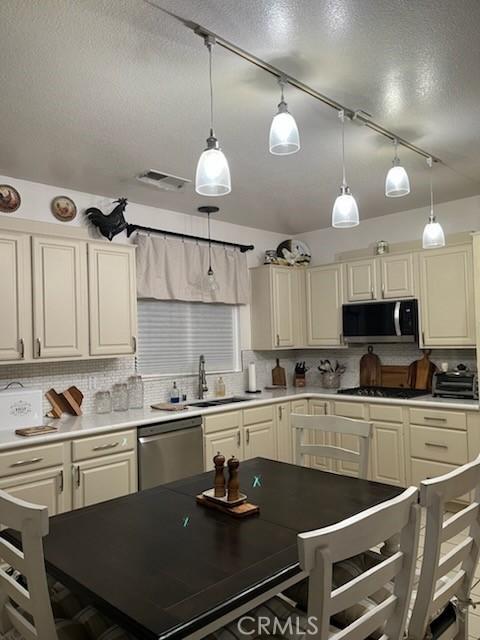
[342,299,418,343]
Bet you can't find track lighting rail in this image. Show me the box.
[147,1,441,163]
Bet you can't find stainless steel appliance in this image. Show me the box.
[432,371,478,399]
[337,386,428,399]
[138,416,204,490]
[342,299,418,343]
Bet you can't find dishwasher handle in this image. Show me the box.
[138,426,202,446]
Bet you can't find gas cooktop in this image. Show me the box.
[337,386,429,399]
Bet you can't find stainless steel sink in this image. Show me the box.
[187,396,253,408]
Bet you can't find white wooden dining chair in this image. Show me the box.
[408,455,480,640]
[291,413,372,479]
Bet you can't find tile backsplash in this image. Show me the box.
[0,345,476,416]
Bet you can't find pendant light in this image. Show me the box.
[195,37,231,197]
[269,77,300,155]
[199,206,220,291]
[385,138,410,197]
[332,110,359,228]
[422,157,445,249]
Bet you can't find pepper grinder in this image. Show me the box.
[227,456,240,502]
[213,452,226,498]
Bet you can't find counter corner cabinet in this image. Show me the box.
[0,226,138,364]
[418,243,475,347]
[250,265,305,349]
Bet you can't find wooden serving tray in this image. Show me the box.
[196,495,259,518]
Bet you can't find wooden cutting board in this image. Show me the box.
[359,346,381,387]
[272,358,287,387]
[408,351,438,391]
[380,365,410,388]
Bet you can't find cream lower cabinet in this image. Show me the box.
[88,243,137,356]
[204,428,242,469]
[305,264,344,346]
[243,405,276,461]
[332,401,366,477]
[369,404,406,487]
[32,235,89,359]
[0,466,66,516]
[72,451,136,509]
[307,399,333,471]
[418,244,475,347]
[289,399,308,464]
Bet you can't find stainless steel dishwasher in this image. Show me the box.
[137,416,204,490]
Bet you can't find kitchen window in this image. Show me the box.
[136,299,241,376]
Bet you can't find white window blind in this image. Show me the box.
[137,300,241,376]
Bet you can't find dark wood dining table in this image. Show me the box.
[13,458,403,639]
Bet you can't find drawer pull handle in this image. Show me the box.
[425,442,448,449]
[58,470,64,493]
[424,417,447,422]
[92,442,119,451]
[11,457,43,467]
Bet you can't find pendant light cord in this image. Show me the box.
[340,111,346,187]
[429,158,434,221]
[207,212,213,271]
[207,41,214,136]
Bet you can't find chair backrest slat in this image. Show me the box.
[331,551,403,616]
[0,490,57,639]
[408,455,480,640]
[299,486,420,640]
[291,413,372,480]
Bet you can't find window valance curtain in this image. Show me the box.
[134,234,249,305]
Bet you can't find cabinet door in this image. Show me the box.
[73,451,136,509]
[346,259,377,301]
[306,400,334,471]
[370,422,405,486]
[0,466,67,515]
[380,253,415,299]
[306,265,343,346]
[204,428,242,470]
[0,231,31,361]
[419,245,475,346]
[272,268,294,347]
[88,244,137,356]
[276,402,293,463]
[244,421,276,461]
[32,236,88,358]
[290,399,308,464]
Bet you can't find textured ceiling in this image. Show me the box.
[1,0,479,233]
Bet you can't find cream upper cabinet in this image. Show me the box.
[380,253,415,299]
[250,266,304,349]
[88,244,137,356]
[346,259,377,302]
[32,236,88,359]
[0,231,31,361]
[306,264,344,346]
[72,450,136,509]
[419,244,475,347]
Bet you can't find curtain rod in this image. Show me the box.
[145,1,441,163]
[126,224,254,253]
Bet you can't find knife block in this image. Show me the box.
[294,372,306,387]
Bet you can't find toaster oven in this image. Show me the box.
[432,371,478,400]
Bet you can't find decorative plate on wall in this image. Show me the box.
[0,185,21,213]
[51,196,77,222]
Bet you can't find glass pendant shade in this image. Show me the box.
[206,268,220,292]
[332,185,360,228]
[422,214,445,249]
[385,162,410,197]
[195,135,231,196]
[269,101,300,155]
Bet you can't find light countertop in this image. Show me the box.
[0,387,477,452]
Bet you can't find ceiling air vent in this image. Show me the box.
[137,170,191,192]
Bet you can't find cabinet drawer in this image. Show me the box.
[203,411,241,434]
[410,425,468,464]
[0,443,64,478]
[369,404,403,423]
[333,401,366,419]
[72,430,135,462]
[243,404,275,426]
[409,408,466,430]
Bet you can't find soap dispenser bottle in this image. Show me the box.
[170,381,180,404]
[215,377,226,397]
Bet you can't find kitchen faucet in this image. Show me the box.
[198,354,208,399]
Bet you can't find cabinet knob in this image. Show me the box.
[237,430,241,447]
[246,428,250,444]
[58,470,64,493]
[36,338,41,358]
[278,405,283,420]
[276,333,280,346]
[19,338,24,359]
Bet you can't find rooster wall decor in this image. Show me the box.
[85,198,129,241]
